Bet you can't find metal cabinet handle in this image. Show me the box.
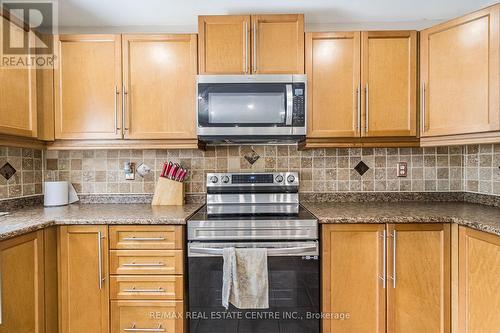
[244,21,249,73]
[114,85,120,133]
[421,82,426,133]
[98,231,103,290]
[123,287,165,293]
[391,230,397,288]
[124,324,165,332]
[122,237,166,241]
[122,84,129,133]
[379,230,387,288]
[365,84,369,133]
[253,23,257,73]
[122,262,165,267]
[356,84,361,133]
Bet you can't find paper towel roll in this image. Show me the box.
[44,181,70,207]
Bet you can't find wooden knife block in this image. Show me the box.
[151,177,185,206]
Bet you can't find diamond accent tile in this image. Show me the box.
[354,161,370,176]
[244,149,260,165]
[0,162,16,180]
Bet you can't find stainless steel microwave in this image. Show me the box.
[196,75,306,143]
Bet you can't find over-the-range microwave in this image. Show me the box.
[196,75,306,144]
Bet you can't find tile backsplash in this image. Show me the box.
[42,145,465,195]
[2,143,497,201]
[463,144,500,196]
[0,147,43,200]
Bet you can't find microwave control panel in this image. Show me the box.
[292,84,305,127]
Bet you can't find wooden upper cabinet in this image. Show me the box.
[59,225,109,333]
[421,4,500,137]
[55,34,122,140]
[306,32,361,138]
[0,16,37,138]
[361,31,417,137]
[198,15,250,74]
[322,224,386,333]
[122,34,197,139]
[198,14,304,74]
[251,14,304,74]
[387,224,450,333]
[458,227,500,333]
[0,231,44,333]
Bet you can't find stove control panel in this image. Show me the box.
[206,172,299,187]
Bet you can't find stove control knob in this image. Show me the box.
[209,176,219,184]
[221,176,230,184]
[287,175,296,183]
[275,175,284,183]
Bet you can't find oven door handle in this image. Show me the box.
[285,84,293,125]
[189,244,317,257]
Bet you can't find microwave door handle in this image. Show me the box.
[286,84,293,126]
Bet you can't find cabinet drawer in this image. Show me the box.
[109,226,183,250]
[111,300,184,333]
[110,250,183,275]
[110,276,184,300]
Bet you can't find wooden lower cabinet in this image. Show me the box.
[387,223,450,333]
[322,224,386,333]
[0,231,44,333]
[458,227,500,333]
[59,225,109,333]
[111,300,184,333]
[322,223,450,333]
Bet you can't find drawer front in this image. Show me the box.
[110,276,184,300]
[111,300,184,333]
[109,226,183,250]
[110,250,183,275]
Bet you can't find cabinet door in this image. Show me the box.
[322,224,386,333]
[0,231,44,333]
[361,31,417,137]
[198,15,250,74]
[421,5,500,136]
[387,224,450,333]
[306,32,361,138]
[251,14,304,74]
[122,34,197,139]
[59,226,109,333]
[458,227,500,333]
[55,35,122,139]
[0,16,37,138]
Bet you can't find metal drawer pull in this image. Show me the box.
[124,324,165,332]
[123,287,165,293]
[190,245,317,256]
[122,237,166,241]
[122,262,165,267]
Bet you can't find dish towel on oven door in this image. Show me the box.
[222,247,269,310]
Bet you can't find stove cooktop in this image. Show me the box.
[188,204,317,223]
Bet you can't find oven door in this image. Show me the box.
[197,80,295,137]
[188,241,320,333]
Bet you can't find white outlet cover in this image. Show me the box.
[136,163,152,177]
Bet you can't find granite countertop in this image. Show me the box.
[303,201,500,236]
[0,203,203,241]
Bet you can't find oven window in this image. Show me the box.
[208,92,285,124]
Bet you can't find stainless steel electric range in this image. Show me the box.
[187,172,319,333]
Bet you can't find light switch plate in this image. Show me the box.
[397,162,408,177]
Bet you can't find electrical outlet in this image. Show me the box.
[397,162,408,177]
[124,162,135,180]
